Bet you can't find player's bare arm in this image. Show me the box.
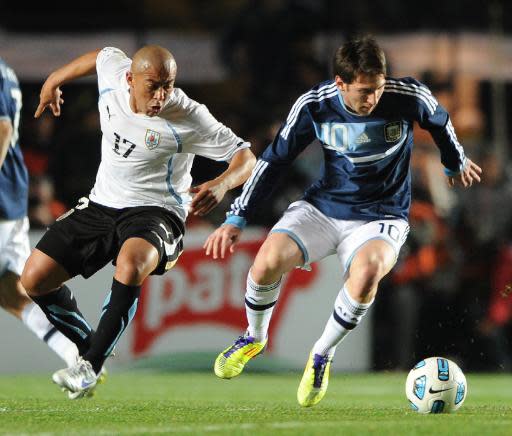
[447,158,482,188]
[189,147,256,216]
[0,119,13,168]
[203,224,242,259]
[34,49,101,118]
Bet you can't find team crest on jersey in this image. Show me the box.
[145,129,161,149]
[384,121,402,142]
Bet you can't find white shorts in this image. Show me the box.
[270,200,409,274]
[0,217,30,277]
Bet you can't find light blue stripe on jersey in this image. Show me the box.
[345,135,407,163]
[166,121,183,152]
[313,118,409,164]
[165,121,184,204]
[166,156,183,204]
[99,88,115,99]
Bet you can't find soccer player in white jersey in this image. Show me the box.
[21,45,256,399]
[0,57,79,368]
[204,35,482,407]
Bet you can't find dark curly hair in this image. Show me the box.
[332,35,386,84]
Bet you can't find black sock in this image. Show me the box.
[31,285,93,356]
[84,278,141,374]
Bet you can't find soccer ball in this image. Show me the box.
[405,357,467,413]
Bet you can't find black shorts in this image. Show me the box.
[36,198,185,279]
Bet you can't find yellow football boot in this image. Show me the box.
[214,335,267,379]
[297,352,332,407]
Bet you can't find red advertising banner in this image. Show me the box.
[132,239,318,356]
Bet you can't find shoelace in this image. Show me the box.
[312,354,329,388]
[223,335,253,358]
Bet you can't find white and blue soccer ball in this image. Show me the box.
[405,357,467,414]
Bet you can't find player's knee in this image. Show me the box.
[20,264,64,297]
[116,242,159,285]
[351,255,388,291]
[115,259,152,285]
[251,253,287,283]
[20,264,42,296]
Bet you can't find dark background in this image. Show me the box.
[3,0,512,372]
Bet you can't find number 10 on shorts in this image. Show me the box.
[378,222,401,243]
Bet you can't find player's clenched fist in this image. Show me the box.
[189,180,228,216]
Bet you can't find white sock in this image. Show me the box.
[245,272,282,342]
[312,285,373,357]
[21,302,79,367]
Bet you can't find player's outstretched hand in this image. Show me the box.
[189,180,228,216]
[447,159,482,188]
[203,224,241,259]
[34,81,64,118]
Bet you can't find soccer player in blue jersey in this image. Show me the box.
[204,35,482,407]
[0,58,79,367]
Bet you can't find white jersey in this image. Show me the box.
[89,47,250,222]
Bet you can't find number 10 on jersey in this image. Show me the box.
[320,123,348,153]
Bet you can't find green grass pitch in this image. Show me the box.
[0,371,511,435]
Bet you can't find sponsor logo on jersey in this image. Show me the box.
[355,132,371,144]
[145,129,161,149]
[384,121,402,142]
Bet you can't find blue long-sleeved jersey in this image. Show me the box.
[227,77,466,227]
[0,58,28,220]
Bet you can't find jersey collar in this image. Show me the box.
[337,90,368,118]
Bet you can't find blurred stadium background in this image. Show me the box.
[1,0,512,379]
